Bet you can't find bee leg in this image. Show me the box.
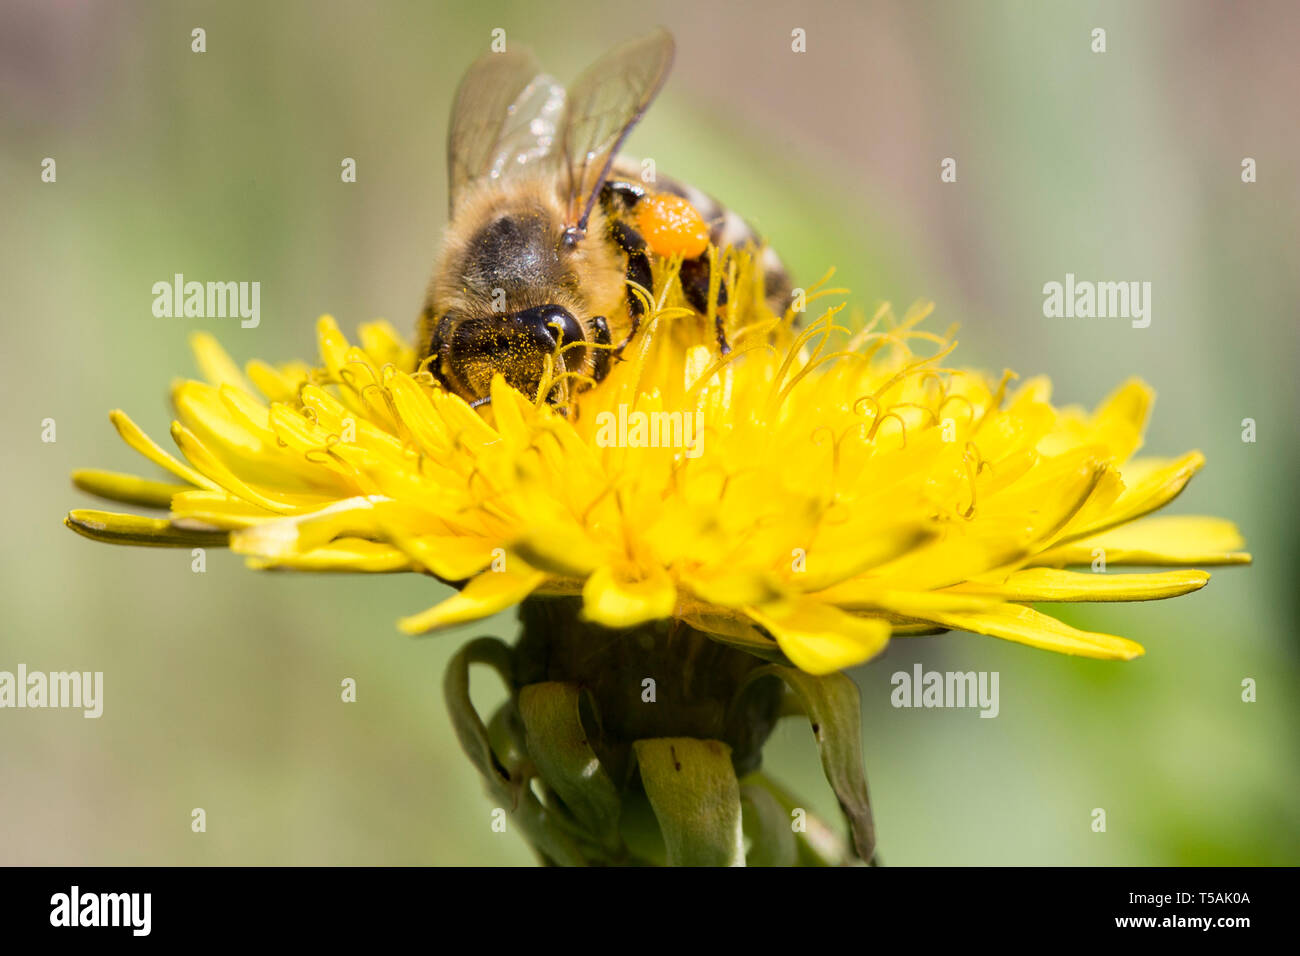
[590,315,612,383]
[425,311,460,393]
[469,395,492,410]
[714,311,731,355]
[607,220,652,358]
[680,255,731,354]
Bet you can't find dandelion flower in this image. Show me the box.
[65,254,1249,865]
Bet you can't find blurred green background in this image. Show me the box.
[2,0,1297,865]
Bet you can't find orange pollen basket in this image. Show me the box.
[636,194,711,258]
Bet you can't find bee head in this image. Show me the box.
[436,304,597,407]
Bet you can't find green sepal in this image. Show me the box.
[740,782,797,867]
[65,509,228,547]
[72,469,189,509]
[518,682,622,852]
[677,609,786,662]
[633,737,745,867]
[743,771,857,866]
[735,665,877,863]
[443,638,588,866]
[486,699,527,777]
[443,637,517,804]
[618,788,668,866]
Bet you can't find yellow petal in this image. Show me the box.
[370,507,501,580]
[489,374,532,447]
[358,320,416,371]
[582,564,676,629]
[245,359,305,403]
[170,422,326,514]
[316,315,351,382]
[190,332,250,391]
[684,568,786,608]
[109,409,218,492]
[216,384,278,444]
[230,496,390,557]
[511,522,602,578]
[386,372,452,458]
[820,586,1000,616]
[746,601,891,675]
[72,469,189,509]
[1035,514,1250,566]
[171,490,278,529]
[785,521,937,593]
[172,381,266,460]
[1058,451,1204,543]
[398,568,546,634]
[1087,378,1153,461]
[245,539,416,572]
[948,566,1209,602]
[389,534,501,581]
[911,603,1144,660]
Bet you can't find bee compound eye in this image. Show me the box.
[514,305,585,353]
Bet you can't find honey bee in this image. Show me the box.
[418,28,791,410]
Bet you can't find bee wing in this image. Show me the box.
[446,47,566,213]
[559,28,675,233]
